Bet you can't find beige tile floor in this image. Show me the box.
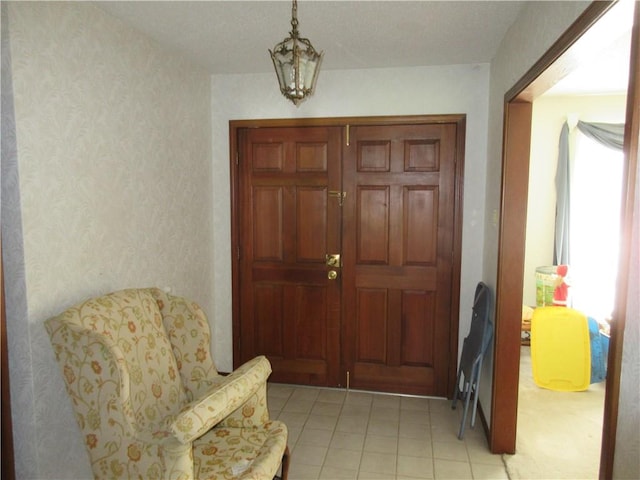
[267,384,508,480]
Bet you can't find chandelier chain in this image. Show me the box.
[290,0,299,34]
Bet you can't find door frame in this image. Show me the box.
[490,3,638,477]
[230,114,466,392]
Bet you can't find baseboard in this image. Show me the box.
[477,399,491,440]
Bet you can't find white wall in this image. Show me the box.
[523,95,627,307]
[210,64,491,373]
[6,3,213,478]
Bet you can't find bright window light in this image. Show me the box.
[569,132,624,322]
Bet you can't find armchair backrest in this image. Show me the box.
[45,288,193,477]
[149,288,218,401]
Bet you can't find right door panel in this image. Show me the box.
[342,123,458,396]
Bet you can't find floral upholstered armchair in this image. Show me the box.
[45,288,289,479]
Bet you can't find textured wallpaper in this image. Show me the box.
[7,2,212,478]
[2,3,37,478]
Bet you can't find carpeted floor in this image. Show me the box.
[503,346,606,479]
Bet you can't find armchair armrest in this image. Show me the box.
[170,355,272,444]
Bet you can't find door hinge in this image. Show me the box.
[329,190,347,207]
[346,370,350,391]
[345,124,350,146]
[236,151,239,165]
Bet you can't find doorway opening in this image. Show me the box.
[514,93,627,477]
[491,2,637,479]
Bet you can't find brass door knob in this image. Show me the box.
[328,270,338,280]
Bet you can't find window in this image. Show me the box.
[569,131,624,322]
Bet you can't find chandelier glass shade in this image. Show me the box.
[269,0,323,106]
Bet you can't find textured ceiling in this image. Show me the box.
[96,1,525,74]
[96,1,633,95]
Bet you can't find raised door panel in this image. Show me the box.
[401,290,435,366]
[356,288,388,363]
[252,187,284,261]
[254,284,284,357]
[404,187,437,265]
[357,187,390,264]
[296,187,327,262]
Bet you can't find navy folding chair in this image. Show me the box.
[451,282,493,439]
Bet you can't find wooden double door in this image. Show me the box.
[231,116,464,396]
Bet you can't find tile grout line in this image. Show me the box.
[501,454,513,480]
[321,389,349,478]
[429,398,437,480]
[354,393,372,479]
[272,386,508,480]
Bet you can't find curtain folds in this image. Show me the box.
[554,123,571,265]
[577,121,625,151]
[554,120,626,266]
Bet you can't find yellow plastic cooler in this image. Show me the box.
[531,307,591,391]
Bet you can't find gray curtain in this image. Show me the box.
[577,121,625,151]
[553,121,625,265]
[554,123,571,265]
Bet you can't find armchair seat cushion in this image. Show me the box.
[194,421,288,479]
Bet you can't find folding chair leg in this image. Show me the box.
[458,380,472,439]
[470,371,482,429]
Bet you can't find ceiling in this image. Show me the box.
[96,1,632,95]
[96,1,525,74]
[544,0,633,97]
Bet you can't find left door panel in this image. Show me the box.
[237,126,343,386]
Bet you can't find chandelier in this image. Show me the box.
[269,0,323,106]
